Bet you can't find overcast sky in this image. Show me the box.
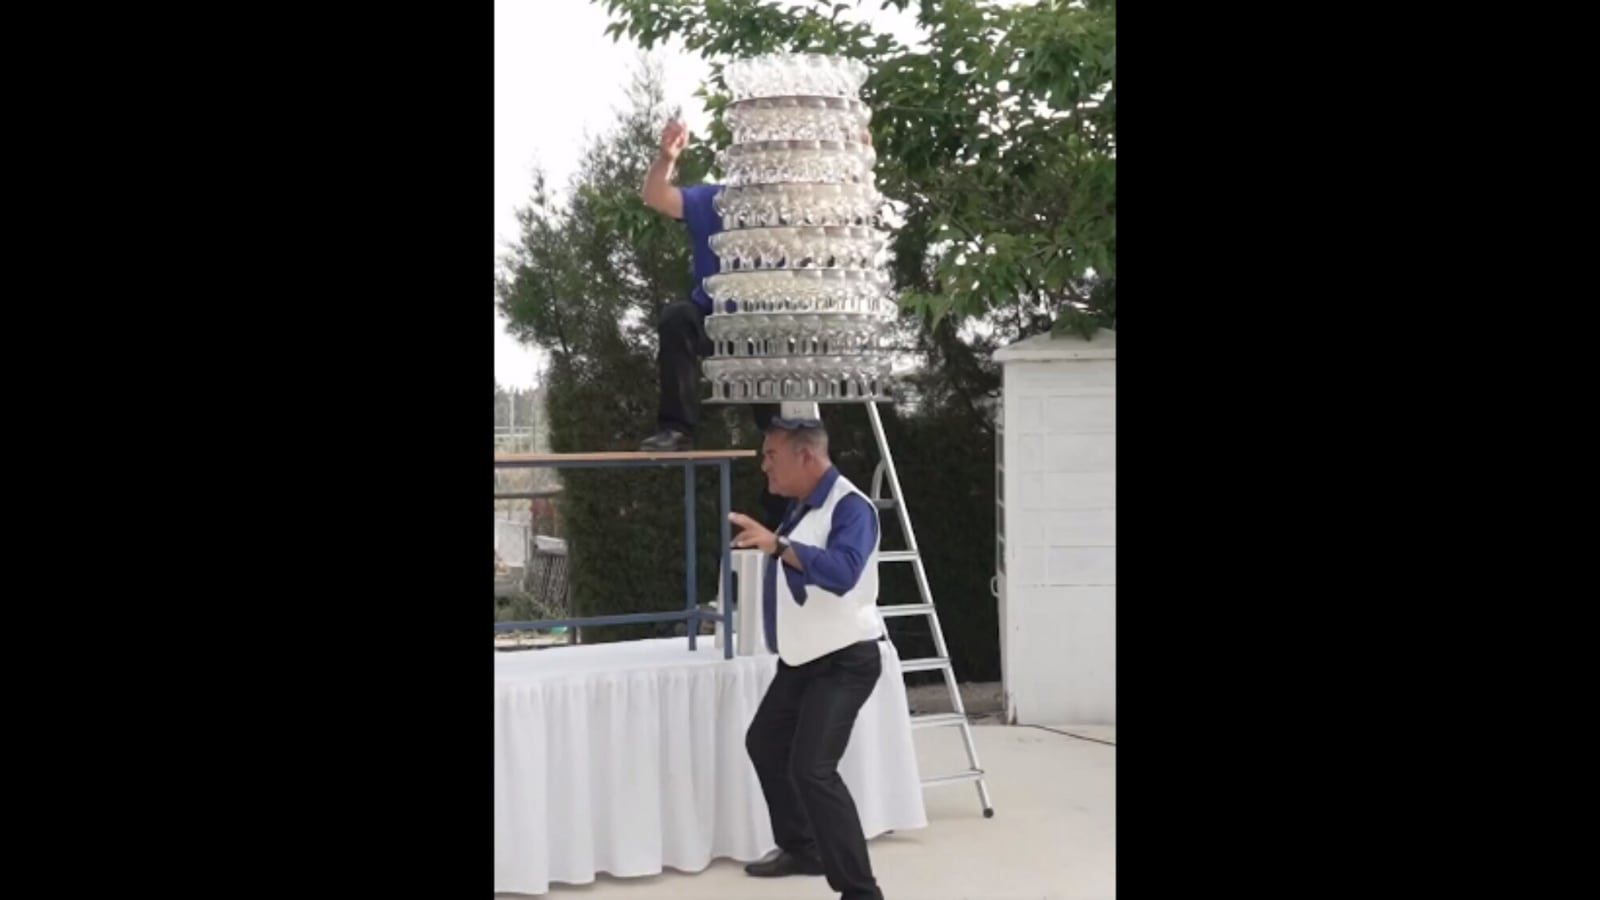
[494,0,716,388]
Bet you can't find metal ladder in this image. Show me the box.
[864,402,995,818]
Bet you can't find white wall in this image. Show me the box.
[995,330,1116,725]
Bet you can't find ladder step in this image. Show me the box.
[878,602,936,618]
[878,550,920,563]
[910,713,968,729]
[872,498,897,509]
[922,769,986,786]
[900,657,952,673]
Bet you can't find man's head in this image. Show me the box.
[761,418,831,498]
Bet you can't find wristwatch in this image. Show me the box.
[772,536,791,559]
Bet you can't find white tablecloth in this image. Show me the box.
[494,638,928,895]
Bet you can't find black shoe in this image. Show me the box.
[744,850,825,878]
[639,429,693,452]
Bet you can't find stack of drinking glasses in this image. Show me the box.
[703,53,897,404]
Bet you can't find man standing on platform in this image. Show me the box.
[638,118,787,528]
[729,417,888,900]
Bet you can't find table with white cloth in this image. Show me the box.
[494,637,928,895]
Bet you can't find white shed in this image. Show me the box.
[994,329,1116,725]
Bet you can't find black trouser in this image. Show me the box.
[657,299,787,528]
[746,640,884,900]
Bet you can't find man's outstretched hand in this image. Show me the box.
[729,512,778,555]
[660,120,689,160]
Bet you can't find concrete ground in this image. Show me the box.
[519,722,1116,900]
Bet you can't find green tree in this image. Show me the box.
[598,0,1115,340]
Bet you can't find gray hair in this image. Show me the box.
[769,421,830,458]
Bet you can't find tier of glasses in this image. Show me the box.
[724,96,871,144]
[714,183,883,230]
[702,268,895,315]
[704,355,894,403]
[708,225,888,272]
[705,311,891,357]
[724,53,869,102]
[717,140,876,187]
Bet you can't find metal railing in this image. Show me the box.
[492,450,755,659]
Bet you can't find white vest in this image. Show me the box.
[775,473,883,666]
